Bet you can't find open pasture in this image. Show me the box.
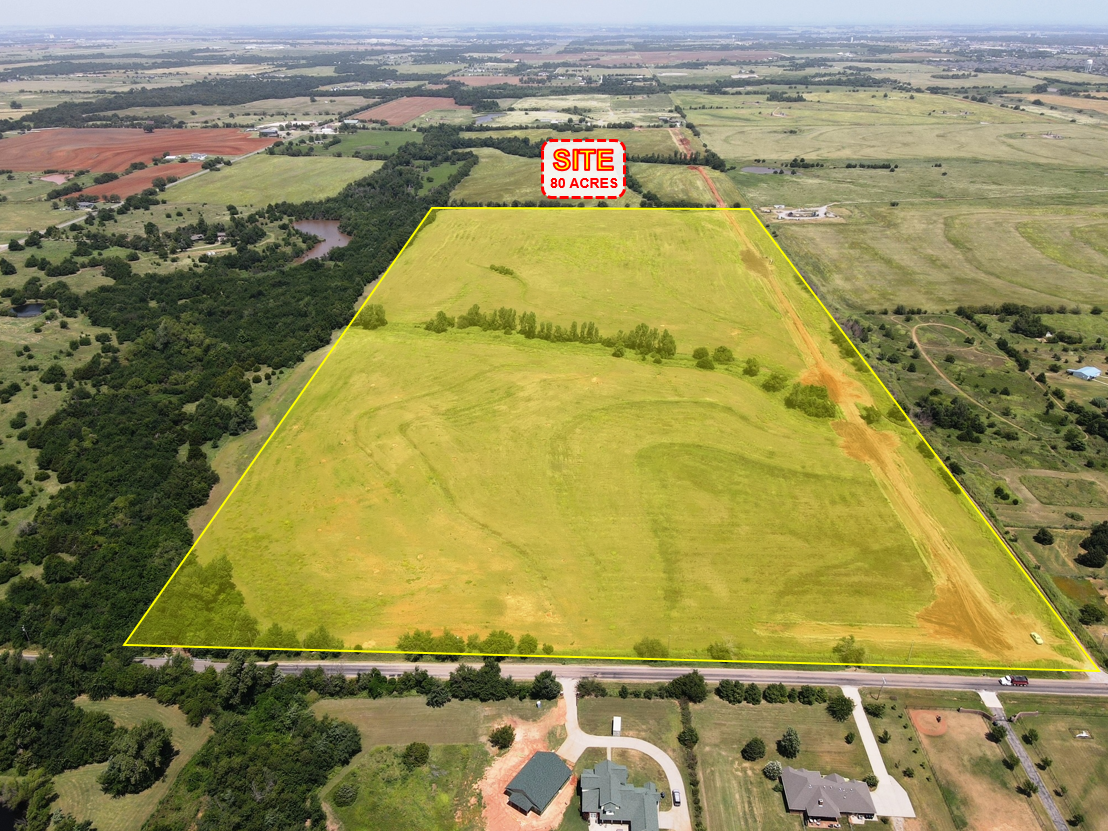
[459,126,703,156]
[99,95,379,126]
[630,162,741,205]
[164,153,379,207]
[130,209,1082,669]
[0,128,274,173]
[450,147,640,205]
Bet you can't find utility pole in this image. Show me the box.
[877,676,887,700]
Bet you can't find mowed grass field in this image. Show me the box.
[166,153,381,208]
[53,696,213,831]
[450,147,641,205]
[131,208,1083,668]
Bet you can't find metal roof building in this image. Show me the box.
[1068,366,1102,381]
[504,751,571,816]
[781,767,877,823]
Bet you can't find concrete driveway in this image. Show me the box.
[556,678,693,831]
[841,686,916,818]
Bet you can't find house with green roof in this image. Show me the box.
[579,759,662,831]
[505,751,572,815]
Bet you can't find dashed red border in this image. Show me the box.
[540,138,627,200]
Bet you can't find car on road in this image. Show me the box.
[999,675,1029,686]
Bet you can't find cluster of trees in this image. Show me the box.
[395,628,551,659]
[914,392,987,442]
[995,336,1031,371]
[1077,522,1108,569]
[716,680,831,706]
[422,660,562,708]
[424,302,678,358]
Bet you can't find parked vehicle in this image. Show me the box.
[673,790,682,807]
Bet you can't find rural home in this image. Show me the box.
[504,751,571,816]
[781,767,877,827]
[580,759,662,831]
[1067,366,1102,381]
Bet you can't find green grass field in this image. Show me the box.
[165,153,381,208]
[693,696,872,831]
[53,696,213,831]
[459,126,704,157]
[130,208,1083,669]
[630,162,742,205]
[451,147,641,205]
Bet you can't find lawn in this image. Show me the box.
[130,208,1082,669]
[692,696,872,831]
[324,744,489,831]
[165,153,381,208]
[915,711,1043,831]
[53,696,213,831]
[577,697,683,762]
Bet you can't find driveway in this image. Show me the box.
[556,678,693,831]
[841,686,916,818]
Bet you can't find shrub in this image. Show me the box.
[742,356,760,376]
[763,371,789,392]
[860,404,882,424]
[401,741,430,769]
[878,729,891,744]
[713,346,735,364]
[666,671,708,703]
[696,357,715,370]
[827,695,855,722]
[763,760,782,780]
[832,635,866,665]
[692,347,710,360]
[612,346,625,358]
[677,726,700,748]
[903,766,915,778]
[529,671,562,701]
[863,774,878,788]
[358,303,387,330]
[706,641,732,660]
[845,731,856,744]
[863,702,886,718]
[333,781,359,807]
[489,725,515,750]
[577,678,608,698]
[785,384,837,418]
[763,683,788,704]
[741,738,766,761]
[633,637,669,659]
[517,633,539,656]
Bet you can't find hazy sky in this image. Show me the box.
[3,0,1108,29]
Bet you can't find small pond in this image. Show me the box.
[295,220,351,262]
[475,113,507,125]
[740,166,786,174]
[12,303,44,318]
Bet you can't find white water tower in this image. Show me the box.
[1089,59,1096,73]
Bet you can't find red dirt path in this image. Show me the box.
[910,709,950,737]
[353,96,471,125]
[82,162,204,199]
[479,699,575,831]
[693,165,727,207]
[0,128,274,173]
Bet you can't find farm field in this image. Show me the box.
[450,147,640,205]
[692,695,872,831]
[353,96,471,125]
[0,128,275,173]
[53,696,213,831]
[129,208,1084,669]
[99,95,379,126]
[630,162,742,205]
[82,161,204,198]
[459,125,704,156]
[164,154,380,207]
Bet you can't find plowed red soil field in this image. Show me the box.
[353,96,471,124]
[0,128,274,173]
[447,75,521,86]
[82,162,204,199]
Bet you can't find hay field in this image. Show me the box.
[131,209,1083,669]
[165,154,380,208]
[630,162,742,205]
[460,126,704,156]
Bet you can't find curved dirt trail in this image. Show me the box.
[712,203,1017,655]
[911,322,1037,439]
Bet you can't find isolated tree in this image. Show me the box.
[827,694,855,723]
[97,720,176,796]
[658,329,677,358]
[359,303,387,330]
[1022,728,1040,745]
[741,738,766,761]
[845,731,856,744]
[706,641,731,660]
[713,346,735,364]
[517,634,539,656]
[692,346,710,360]
[482,630,516,655]
[401,742,430,769]
[832,635,866,665]
[777,727,801,759]
[742,357,760,376]
[0,258,14,276]
[529,671,562,701]
[489,725,515,750]
[1033,527,1055,545]
[988,723,1009,743]
[677,726,700,748]
[763,760,782,780]
[666,671,708,703]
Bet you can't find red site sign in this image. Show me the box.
[541,138,627,200]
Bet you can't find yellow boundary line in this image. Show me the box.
[125,206,1096,674]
